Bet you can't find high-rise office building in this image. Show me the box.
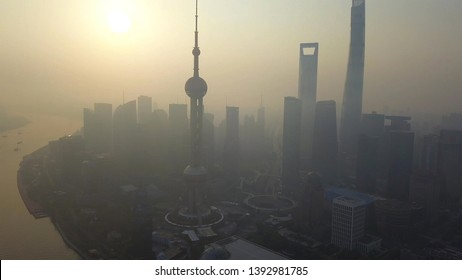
[339,0,366,156]
[356,134,379,194]
[168,103,189,174]
[361,112,384,137]
[420,134,439,174]
[224,106,239,182]
[437,130,462,208]
[137,95,152,124]
[281,97,302,190]
[83,103,113,154]
[387,131,414,201]
[331,196,366,250]
[165,0,223,227]
[298,43,318,168]
[113,100,137,157]
[312,100,338,182]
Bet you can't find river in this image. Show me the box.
[0,114,82,259]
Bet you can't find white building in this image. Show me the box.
[331,196,366,250]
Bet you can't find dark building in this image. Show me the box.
[387,131,414,201]
[312,100,338,182]
[168,103,189,174]
[410,171,439,225]
[281,97,302,190]
[298,172,325,235]
[420,134,439,174]
[375,199,424,240]
[437,130,462,208]
[361,112,384,137]
[441,113,462,131]
[203,113,215,170]
[339,0,366,156]
[113,100,137,158]
[298,43,319,168]
[224,106,240,183]
[83,103,113,154]
[356,134,379,194]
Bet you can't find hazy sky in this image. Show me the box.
[1,0,461,121]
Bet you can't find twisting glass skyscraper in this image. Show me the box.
[339,0,366,156]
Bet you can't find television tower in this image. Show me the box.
[165,0,223,227]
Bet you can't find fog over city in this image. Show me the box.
[1,0,462,261]
[1,0,461,121]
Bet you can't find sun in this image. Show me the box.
[107,9,131,33]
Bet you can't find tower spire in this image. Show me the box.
[193,0,200,77]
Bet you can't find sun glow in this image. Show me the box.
[107,9,131,33]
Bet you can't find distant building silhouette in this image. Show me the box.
[387,131,414,201]
[168,104,189,174]
[361,112,384,137]
[375,199,424,240]
[410,171,439,225]
[356,134,379,194]
[83,103,113,154]
[298,172,325,235]
[203,113,215,170]
[339,0,366,156]
[441,113,462,131]
[224,106,240,183]
[331,196,366,250]
[137,95,152,124]
[420,134,439,174]
[113,100,137,158]
[281,97,302,190]
[312,100,338,182]
[298,43,319,168]
[437,130,462,208]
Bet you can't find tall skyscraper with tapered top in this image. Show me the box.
[298,43,319,169]
[339,0,366,156]
[165,0,223,228]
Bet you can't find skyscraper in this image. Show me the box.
[168,103,189,174]
[224,106,239,182]
[387,131,414,201]
[339,0,366,156]
[312,100,338,182]
[282,97,302,190]
[113,100,137,158]
[165,0,223,227]
[437,130,462,208]
[356,134,379,193]
[83,103,113,154]
[298,43,318,168]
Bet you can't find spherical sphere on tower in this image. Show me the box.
[185,76,207,98]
